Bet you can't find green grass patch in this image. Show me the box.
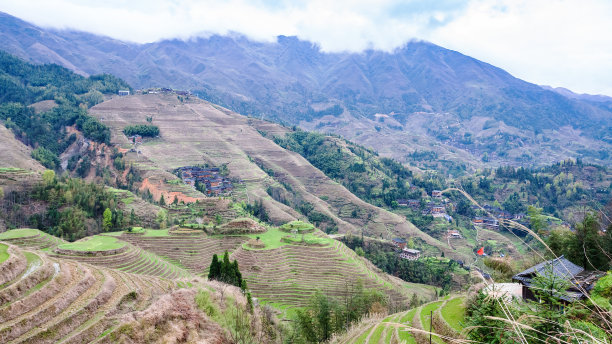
[399,308,417,324]
[58,235,126,251]
[243,227,333,250]
[0,243,8,263]
[279,220,315,233]
[0,167,27,173]
[354,325,374,344]
[143,229,170,237]
[419,301,445,344]
[101,231,124,237]
[441,297,466,331]
[0,228,41,239]
[398,328,418,344]
[369,324,386,343]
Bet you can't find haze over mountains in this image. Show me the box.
[1,11,610,170]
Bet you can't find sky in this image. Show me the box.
[1,0,611,96]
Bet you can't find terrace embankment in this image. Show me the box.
[49,236,191,280]
[120,231,247,275]
[0,243,176,344]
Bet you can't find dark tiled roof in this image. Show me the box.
[513,256,583,282]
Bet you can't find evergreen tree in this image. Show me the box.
[233,260,242,287]
[159,194,166,206]
[208,254,221,280]
[221,251,232,283]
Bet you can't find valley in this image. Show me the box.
[0,9,610,343]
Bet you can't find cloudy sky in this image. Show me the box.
[1,0,611,96]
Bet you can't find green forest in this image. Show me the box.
[0,51,130,168]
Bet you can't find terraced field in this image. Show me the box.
[0,242,176,344]
[51,237,191,280]
[232,238,416,311]
[117,226,428,311]
[337,296,466,344]
[0,228,66,251]
[120,231,247,275]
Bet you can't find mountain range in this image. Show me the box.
[1,11,610,170]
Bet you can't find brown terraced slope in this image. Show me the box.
[90,93,463,260]
[0,242,178,344]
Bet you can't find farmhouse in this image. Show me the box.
[431,190,443,198]
[392,238,407,249]
[447,230,462,239]
[512,256,604,302]
[118,90,130,96]
[399,248,421,260]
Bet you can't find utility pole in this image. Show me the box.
[429,310,433,344]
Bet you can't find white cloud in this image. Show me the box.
[428,0,612,96]
[0,0,611,95]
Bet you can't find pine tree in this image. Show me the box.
[159,194,166,206]
[233,260,242,287]
[208,254,221,280]
[221,251,232,284]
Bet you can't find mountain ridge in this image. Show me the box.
[1,11,610,168]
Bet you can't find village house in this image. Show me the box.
[447,230,462,239]
[472,216,499,230]
[399,248,421,260]
[118,90,130,96]
[512,256,604,303]
[396,199,409,206]
[128,135,142,144]
[392,238,407,250]
[431,190,443,198]
[431,205,446,217]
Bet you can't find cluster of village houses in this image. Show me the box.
[178,166,233,196]
[393,190,604,305]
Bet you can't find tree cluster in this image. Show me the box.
[274,130,416,209]
[123,124,160,137]
[344,236,456,292]
[208,251,244,289]
[2,171,132,241]
[291,283,387,343]
[548,212,611,271]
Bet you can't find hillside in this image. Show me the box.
[1,12,611,169]
[0,234,291,343]
[0,125,44,172]
[333,296,467,344]
[88,93,469,261]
